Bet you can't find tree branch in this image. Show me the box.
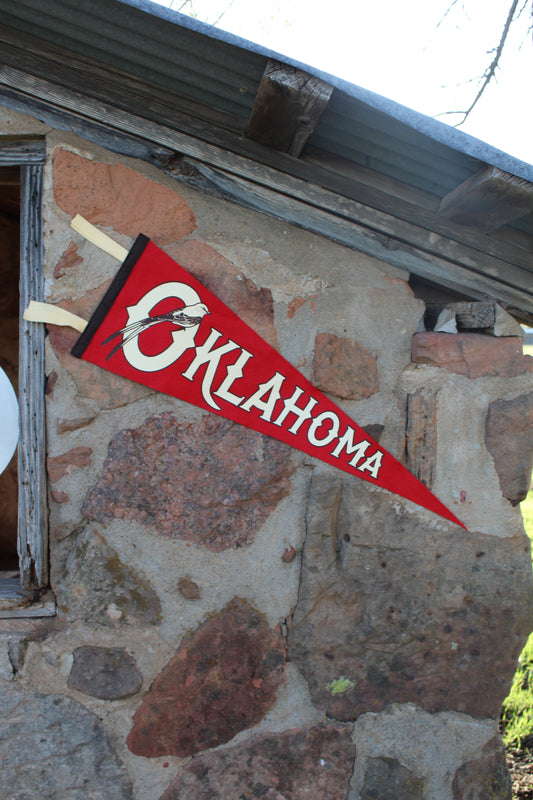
[440,0,522,125]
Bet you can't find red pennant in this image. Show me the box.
[72,235,465,529]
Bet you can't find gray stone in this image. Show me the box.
[288,469,533,720]
[68,646,143,699]
[53,523,161,627]
[361,757,425,800]
[0,687,133,799]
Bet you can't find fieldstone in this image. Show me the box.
[311,332,380,400]
[167,239,279,349]
[51,490,69,504]
[47,446,92,483]
[288,469,533,720]
[405,386,439,488]
[160,724,356,800]
[360,757,425,800]
[53,523,161,626]
[83,413,293,550]
[45,369,58,397]
[177,577,201,600]
[127,597,286,757]
[53,149,196,243]
[485,392,533,506]
[412,332,533,379]
[53,240,83,278]
[68,645,143,699]
[452,737,511,799]
[0,688,133,799]
[47,282,153,409]
[57,416,95,434]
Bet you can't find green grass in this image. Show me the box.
[501,488,533,749]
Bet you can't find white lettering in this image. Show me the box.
[331,427,371,467]
[307,411,340,447]
[182,328,240,410]
[359,450,383,479]
[122,281,202,372]
[214,348,253,406]
[241,372,285,421]
[273,387,318,434]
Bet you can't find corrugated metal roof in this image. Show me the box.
[3,0,533,189]
[0,0,531,320]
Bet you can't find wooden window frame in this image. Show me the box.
[0,140,53,618]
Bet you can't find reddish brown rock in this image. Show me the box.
[485,392,533,506]
[47,282,153,409]
[412,332,533,379]
[167,240,279,350]
[47,446,92,483]
[405,386,439,488]
[54,241,83,278]
[45,370,58,397]
[57,417,94,434]
[159,724,355,799]
[311,332,380,400]
[177,577,201,600]
[83,413,293,550]
[452,737,511,799]
[51,490,69,504]
[53,149,196,244]
[288,471,533,721]
[68,646,143,700]
[127,598,286,757]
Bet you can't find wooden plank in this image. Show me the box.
[439,166,533,232]
[246,60,332,156]
[1,39,532,278]
[4,63,530,294]
[18,163,48,590]
[185,161,533,322]
[0,138,46,165]
[0,580,55,617]
[0,67,531,320]
[303,147,533,273]
[0,24,246,137]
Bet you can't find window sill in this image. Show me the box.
[0,574,56,619]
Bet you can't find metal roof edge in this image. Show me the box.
[117,0,533,183]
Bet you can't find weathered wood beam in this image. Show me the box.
[1,37,533,279]
[439,165,533,232]
[183,159,533,323]
[0,66,531,322]
[246,60,332,157]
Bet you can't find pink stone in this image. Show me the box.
[311,332,380,400]
[83,413,293,550]
[54,241,83,278]
[160,724,355,799]
[53,149,196,244]
[51,490,70,504]
[412,332,533,379]
[127,598,286,757]
[47,447,92,483]
[166,240,279,350]
[47,282,153,410]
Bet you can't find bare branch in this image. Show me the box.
[451,0,522,125]
[211,0,236,26]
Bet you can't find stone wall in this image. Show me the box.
[1,108,533,800]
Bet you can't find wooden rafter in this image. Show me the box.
[246,60,332,157]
